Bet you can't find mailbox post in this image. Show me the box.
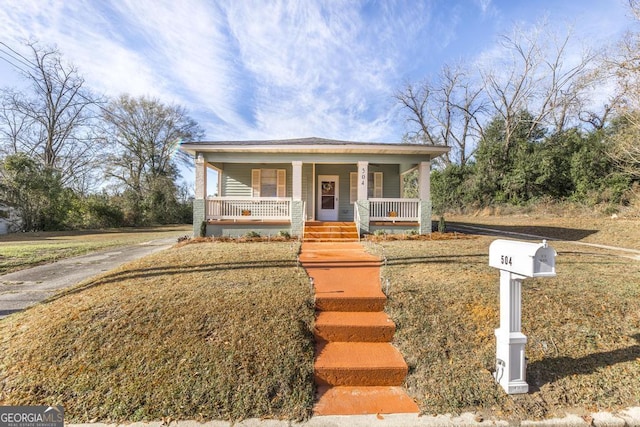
[489,239,556,394]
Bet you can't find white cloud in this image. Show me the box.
[0,0,634,148]
[219,0,419,141]
[0,1,165,98]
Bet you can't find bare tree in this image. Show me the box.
[603,1,640,178]
[480,27,542,149]
[0,42,101,192]
[480,23,598,147]
[435,65,487,165]
[0,90,32,156]
[396,64,486,165]
[395,81,441,144]
[539,33,599,132]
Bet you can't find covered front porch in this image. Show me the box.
[181,138,449,238]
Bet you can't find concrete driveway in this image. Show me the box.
[0,237,178,319]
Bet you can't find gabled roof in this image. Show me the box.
[180,137,450,157]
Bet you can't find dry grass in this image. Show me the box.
[1,215,638,423]
[446,214,640,249]
[0,241,315,422]
[0,226,191,275]
[379,230,640,421]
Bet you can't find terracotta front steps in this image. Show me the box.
[314,311,395,342]
[304,221,359,242]
[299,242,419,416]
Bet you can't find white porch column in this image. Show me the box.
[195,153,207,200]
[357,161,369,201]
[292,161,303,201]
[418,160,431,201]
[193,153,207,238]
[418,160,432,235]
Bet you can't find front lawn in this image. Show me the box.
[0,241,315,422]
[1,216,638,423]
[378,235,640,420]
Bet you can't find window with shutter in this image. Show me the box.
[350,172,357,203]
[277,169,286,197]
[350,171,383,203]
[373,172,383,198]
[252,169,286,197]
[251,169,261,197]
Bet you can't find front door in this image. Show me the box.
[317,175,339,221]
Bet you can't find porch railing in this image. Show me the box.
[206,197,291,221]
[369,198,419,222]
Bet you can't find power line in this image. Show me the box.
[0,42,186,145]
[0,42,36,70]
[0,52,31,76]
[0,42,118,118]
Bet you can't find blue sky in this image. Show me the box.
[0,0,635,185]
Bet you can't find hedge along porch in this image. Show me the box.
[180,137,450,238]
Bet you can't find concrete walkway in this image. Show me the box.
[67,406,640,426]
[0,237,177,318]
[299,242,419,416]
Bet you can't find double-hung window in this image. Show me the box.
[252,169,286,197]
[350,172,383,203]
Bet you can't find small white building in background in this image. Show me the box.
[0,204,20,234]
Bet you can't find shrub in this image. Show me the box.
[278,230,291,239]
[438,216,446,233]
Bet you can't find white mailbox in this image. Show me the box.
[489,239,556,278]
[489,239,557,395]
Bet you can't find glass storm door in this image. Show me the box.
[317,175,339,221]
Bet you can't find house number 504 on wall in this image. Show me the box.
[361,167,366,186]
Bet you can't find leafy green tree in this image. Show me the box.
[568,130,612,201]
[0,153,71,230]
[467,111,546,206]
[606,112,640,180]
[533,129,582,199]
[64,193,125,229]
[100,95,204,225]
[431,164,473,214]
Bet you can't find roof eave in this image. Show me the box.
[180,143,451,157]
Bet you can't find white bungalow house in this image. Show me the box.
[180,137,449,239]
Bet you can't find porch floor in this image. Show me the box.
[206,220,290,225]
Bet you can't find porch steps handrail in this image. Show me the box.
[369,198,419,222]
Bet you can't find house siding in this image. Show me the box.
[221,164,251,197]
[372,164,400,198]
[221,163,292,197]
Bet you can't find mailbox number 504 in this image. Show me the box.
[501,255,512,266]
